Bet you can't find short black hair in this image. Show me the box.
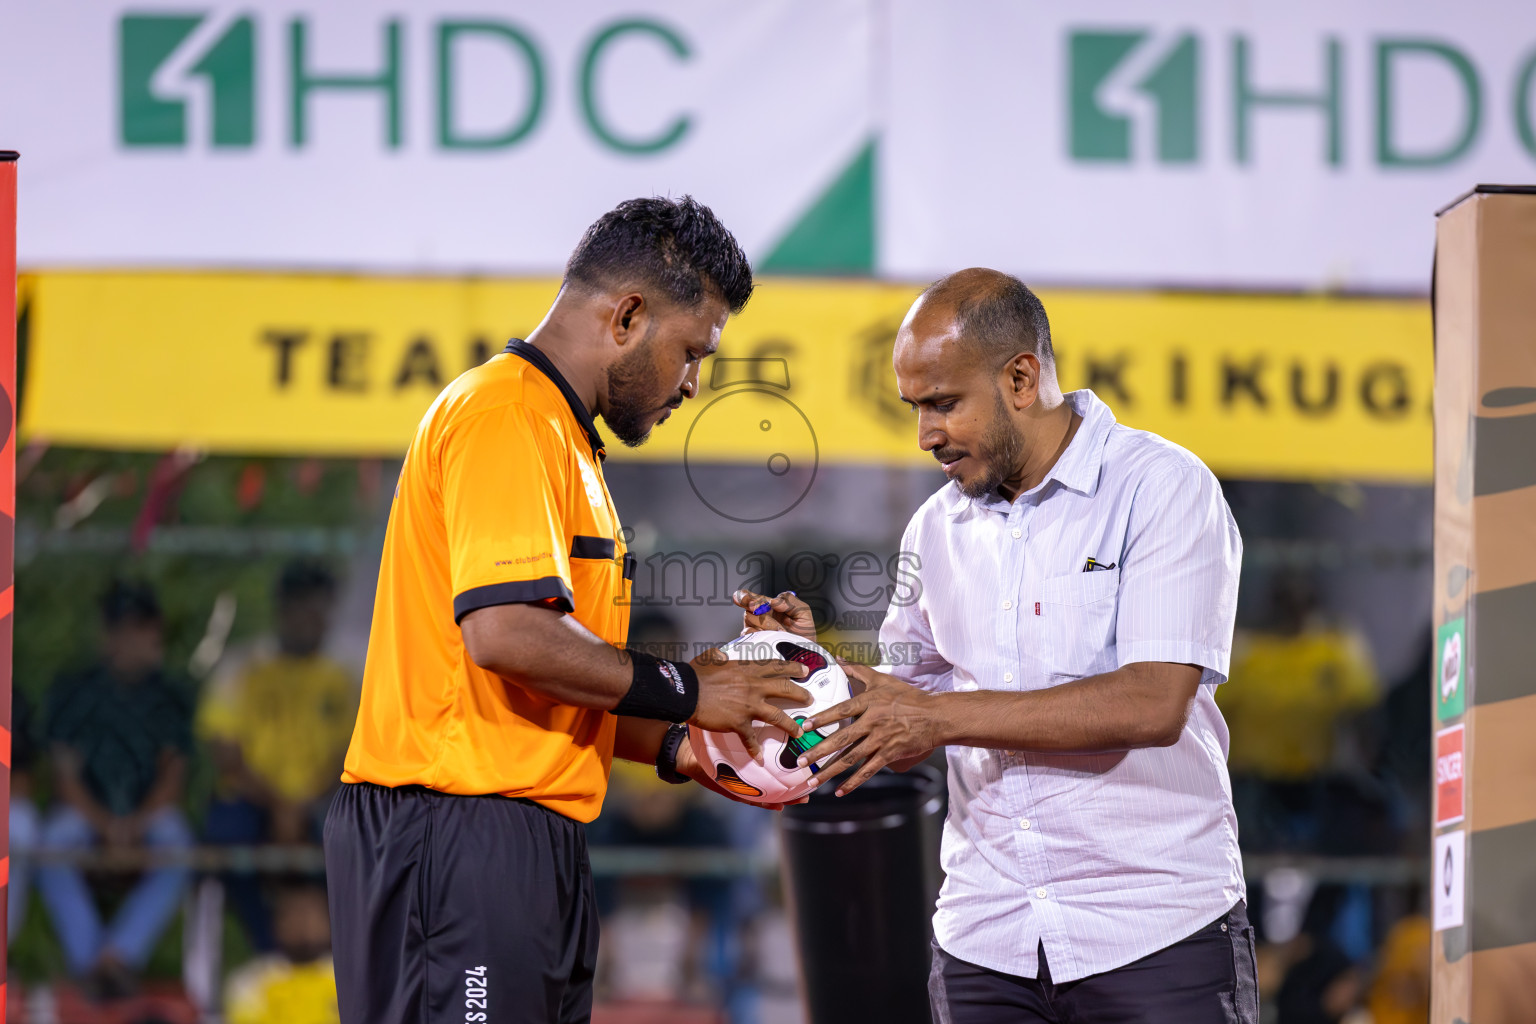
[101,579,161,627]
[921,270,1054,368]
[565,196,754,314]
[277,559,337,606]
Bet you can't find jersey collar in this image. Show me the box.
[503,339,608,460]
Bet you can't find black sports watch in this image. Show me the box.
[655,722,691,785]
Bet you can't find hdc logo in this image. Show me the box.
[118,12,693,153]
[1068,28,1536,168]
[1069,31,1199,164]
[121,14,255,147]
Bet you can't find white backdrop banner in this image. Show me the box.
[3,1,1535,288]
[883,0,1536,290]
[0,1,872,271]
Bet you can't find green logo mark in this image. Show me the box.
[780,717,829,774]
[1069,30,1199,163]
[1436,617,1467,722]
[120,13,255,148]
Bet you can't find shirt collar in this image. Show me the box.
[503,339,607,461]
[1044,389,1115,497]
[943,389,1116,516]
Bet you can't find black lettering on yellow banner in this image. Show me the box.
[19,272,1430,480]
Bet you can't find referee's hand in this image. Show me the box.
[689,648,813,761]
[675,736,809,811]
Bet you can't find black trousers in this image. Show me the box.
[929,902,1259,1024]
[324,782,599,1024]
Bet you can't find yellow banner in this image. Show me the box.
[19,271,1430,481]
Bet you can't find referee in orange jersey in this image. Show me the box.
[324,197,813,1024]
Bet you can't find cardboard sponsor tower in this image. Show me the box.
[1431,185,1536,1022]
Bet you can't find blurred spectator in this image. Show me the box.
[36,580,194,994]
[198,560,357,951]
[9,686,39,945]
[1370,632,1434,846]
[591,758,732,1004]
[623,608,693,663]
[1272,885,1368,1024]
[1366,914,1431,1024]
[717,789,792,1024]
[736,901,802,1024]
[1219,573,1382,851]
[592,610,732,1005]
[224,881,339,1024]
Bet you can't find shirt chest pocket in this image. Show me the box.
[566,533,632,639]
[1036,568,1120,682]
[568,534,627,584]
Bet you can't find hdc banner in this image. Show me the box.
[0,1,873,273]
[882,0,1536,289]
[3,2,1536,288]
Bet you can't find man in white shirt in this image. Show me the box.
[751,268,1254,1022]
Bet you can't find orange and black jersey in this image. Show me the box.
[342,340,632,822]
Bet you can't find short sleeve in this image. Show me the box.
[1115,464,1243,684]
[196,657,246,743]
[197,689,241,743]
[876,521,954,692]
[443,405,575,624]
[319,660,362,747]
[1331,630,1381,711]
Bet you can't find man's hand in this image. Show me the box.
[732,589,816,640]
[675,729,807,812]
[690,648,812,761]
[799,662,942,796]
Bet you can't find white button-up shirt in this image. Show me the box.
[878,390,1244,983]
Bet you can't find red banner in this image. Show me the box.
[0,149,17,1006]
[1435,724,1466,828]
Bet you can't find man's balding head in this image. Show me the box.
[907,268,1054,372]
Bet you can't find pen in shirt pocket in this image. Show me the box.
[1082,557,1117,572]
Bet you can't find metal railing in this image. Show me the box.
[24,844,1428,884]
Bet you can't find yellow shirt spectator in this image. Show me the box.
[199,643,359,804]
[1367,915,1430,1024]
[226,955,339,1024]
[1218,627,1378,780]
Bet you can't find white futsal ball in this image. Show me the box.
[688,630,850,804]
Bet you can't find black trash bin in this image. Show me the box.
[779,764,946,1024]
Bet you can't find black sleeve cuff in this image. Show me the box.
[569,535,617,560]
[453,576,575,623]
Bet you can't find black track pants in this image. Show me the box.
[324,782,598,1024]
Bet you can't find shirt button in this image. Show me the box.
[1002,599,1013,610]
[1019,819,1031,830]
[1003,672,1014,682]
[1011,528,1022,539]
[1035,888,1048,900]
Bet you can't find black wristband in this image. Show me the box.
[615,650,699,722]
[655,723,691,785]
